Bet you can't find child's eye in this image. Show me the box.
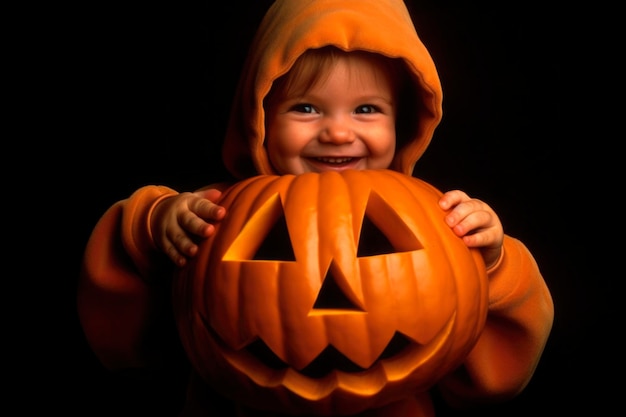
[289,103,317,114]
[355,105,379,114]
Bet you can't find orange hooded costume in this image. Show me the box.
[78,1,554,416]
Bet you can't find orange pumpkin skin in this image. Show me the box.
[174,169,488,416]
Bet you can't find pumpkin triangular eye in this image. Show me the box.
[357,215,396,257]
[224,193,296,262]
[313,270,363,311]
[357,190,423,255]
[253,214,296,261]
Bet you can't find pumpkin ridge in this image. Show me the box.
[390,172,488,362]
[387,171,460,343]
[320,171,372,316]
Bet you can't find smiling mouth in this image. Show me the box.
[314,157,355,164]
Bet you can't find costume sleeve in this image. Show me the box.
[77,185,178,371]
[437,235,554,406]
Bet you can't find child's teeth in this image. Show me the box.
[318,157,352,163]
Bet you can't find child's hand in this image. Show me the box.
[438,190,504,269]
[150,188,226,267]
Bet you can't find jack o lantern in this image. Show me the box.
[173,169,488,416]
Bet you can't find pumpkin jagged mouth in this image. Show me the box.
[244,331,412,378]
[209,313,461,401]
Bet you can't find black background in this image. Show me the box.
[34,0,614,415]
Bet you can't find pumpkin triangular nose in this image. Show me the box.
[313,271,363,311]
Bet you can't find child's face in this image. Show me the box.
[265,56,397,175]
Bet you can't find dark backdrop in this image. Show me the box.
[49,1,612,415]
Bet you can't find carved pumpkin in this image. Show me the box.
[173,169,488,416]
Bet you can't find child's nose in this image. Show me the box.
[319,118,355,144]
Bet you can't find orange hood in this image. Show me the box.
[222,0,443,179]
